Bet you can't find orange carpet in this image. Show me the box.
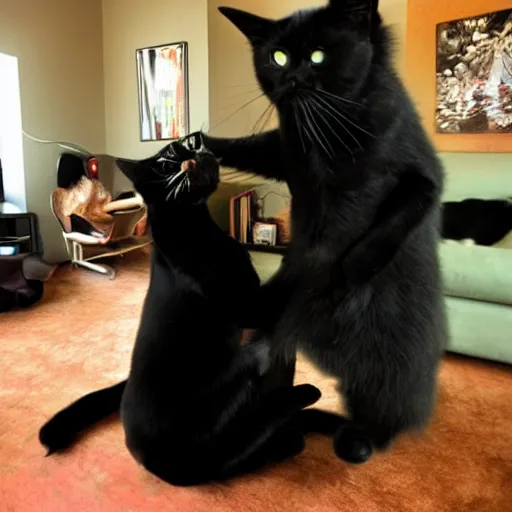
[1,251,511,512]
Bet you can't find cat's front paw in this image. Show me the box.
[244,341,271,375]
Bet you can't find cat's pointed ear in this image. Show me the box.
[116,158,139,184]
[218,7,274,45]
[328,0,381,33]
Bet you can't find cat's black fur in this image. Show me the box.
[201,0,447,463]
[442,198,512,246]
[39,139,321,486]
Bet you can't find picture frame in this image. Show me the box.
[405,0,512,152]
[436,9,512,135]
[136,42,189,142]
[252,222,278,247]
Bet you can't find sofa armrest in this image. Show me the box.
[440,240,512,306]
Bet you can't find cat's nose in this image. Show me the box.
[287,65,310,88]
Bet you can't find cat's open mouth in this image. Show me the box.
[181,160,196,173]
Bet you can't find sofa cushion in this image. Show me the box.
[440,240,512,306]
[494,230,512,249]
[445,296,512,365]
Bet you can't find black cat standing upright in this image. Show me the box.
[39,139,321,485]
[201,0,447,463]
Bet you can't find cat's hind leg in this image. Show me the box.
[332,371,436,464]
[333,423,374,464]
[215,384,321,478]
[219,426,306,481]
[139,384,320,486]
[291,408,374,463]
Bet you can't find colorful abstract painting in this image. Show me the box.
[136,42,189,141]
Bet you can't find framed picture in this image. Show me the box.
[436,9,512,134]
[253,222,278,246]
[136,42,189,142]
[405,0,512,152]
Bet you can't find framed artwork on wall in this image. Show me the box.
[405,0,512,152]
[436,9,512,135]
[136,42,189,142]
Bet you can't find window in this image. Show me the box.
[0,158,5,203]
[0,52,25,209]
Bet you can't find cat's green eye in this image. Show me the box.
[273,50,288,67]
[310,50,326,65]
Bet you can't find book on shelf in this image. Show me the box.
[230,190,254,245]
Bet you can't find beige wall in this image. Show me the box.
[0,0,106,262]
[102,0,209,160]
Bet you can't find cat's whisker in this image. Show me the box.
[316,89,365,109]
[292,102,307,154]
[308,95,362,151]
[252,102,275,134]
[210,93,266,133]
[296,104,311,142]
[312,92,376,139]
[227,83,260,89]
[166,176,187,202]
[180,178,187,195]
[299,99,335,160]
[175,178,186,199]
[306,98,356,162]
[158,156,180,162]
[166,169,187,188]
[297,101,316,146]
[229,88,263,100]
[167,180,179,200]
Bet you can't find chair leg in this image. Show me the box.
[71,242,116,279]
[74,260,116,279]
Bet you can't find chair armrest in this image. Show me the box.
[103,194,144,213]
[63,232,109,245]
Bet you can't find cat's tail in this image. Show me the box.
[291,408,347,435]
[39,380,126,455]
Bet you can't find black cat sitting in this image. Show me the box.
[39,139,320,486]
[200,0,447,463]
[442,198,512,246]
